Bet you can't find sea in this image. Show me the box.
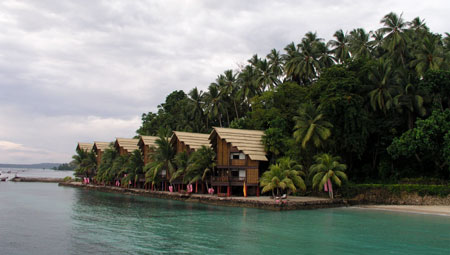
[0,168,449,254]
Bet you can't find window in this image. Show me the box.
[230,152,245,160]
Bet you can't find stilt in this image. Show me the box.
[227,185,231,197]
[256,185,260,197]
[195,181,198,193]
[202,183,205,194]
[151,183,154,191]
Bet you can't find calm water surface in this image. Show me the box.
[0,182,449,255]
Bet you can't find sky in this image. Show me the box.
[0,0,448,164]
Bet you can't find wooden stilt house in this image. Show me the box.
[137,136,158,165]
[137,136,158,189]
[209,127,268,197]
[114,138,139,156]
[92,141,110,166]
[169,131,211,192]
[77,142,93,152]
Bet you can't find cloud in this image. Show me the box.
[0,0,448,163]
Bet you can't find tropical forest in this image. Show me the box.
[74,12,450,196]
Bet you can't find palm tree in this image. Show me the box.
[170,151,189,184]
[283,32,324,84]
[94,145,117,184]
[393,83,426,129]
[378,12,408,65]
[277,157,306,195]
[205,83,226,127]
[237,65,257,109]
[410,34,444,76]
[144,128,175,189]
[309,153,348,199]
[328,29,350,63]
[367,58,398,114]
[348,28,373,59]
[188,87,206,130]
[121,150,144,188]
[72,149,97,178]
[217,70,240,119]
[267,49,284,81]
[293,103,333,149]
[254,58,278,92]
[184,145,216,191]
[260,158,306,198]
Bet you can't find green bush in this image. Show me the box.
[340,183,450,198]
[63,176,73,182]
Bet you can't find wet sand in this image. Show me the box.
[358,205,450,216]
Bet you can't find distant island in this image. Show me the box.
[0,163,64,169]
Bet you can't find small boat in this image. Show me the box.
[0,176,8,181]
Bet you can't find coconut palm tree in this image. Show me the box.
[378,12,408,65]
[254,58,278,92]
[217,70,240,119]
[293,102,333,149]
[205,83,225,127]
[410,34,444,76]
[72,149,97,178]
[367,58,399,114]
[170,151,189,184]
[237,65,257,109]
[94,145,117,184]
[184,145,216,191]
[277,157,306,195]
[267,48,284,81]
[260,158,306,198]
[309,153,348,199]
[121,149,144,188]
[284,32,324,84]
[394,82,426,129]
[349,28,373,59]
[144,128,175,189]
[328,29,350,63]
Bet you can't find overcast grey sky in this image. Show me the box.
[0,0,448,164]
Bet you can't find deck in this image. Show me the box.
[59,182,348,211]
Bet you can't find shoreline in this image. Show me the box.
[354,205,450,216]
[59,182,347,211]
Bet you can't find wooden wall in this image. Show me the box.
[96,149,103,165]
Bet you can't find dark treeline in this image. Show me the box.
[135,12,450,183]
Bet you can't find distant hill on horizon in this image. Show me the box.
[0,163,62,169]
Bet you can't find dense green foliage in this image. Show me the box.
[72,149,96,177]
[340,183,450,198]
[134,12,450,183]
[52,163,75,170]
[260,157,306,197]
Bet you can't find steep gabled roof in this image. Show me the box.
[210,127,268,161]
[115,138,139,153]
[93,141,110,152]
[171,131,210,151]
[77,142,93,152]
[138,136,158,149]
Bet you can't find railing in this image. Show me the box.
[211,176,246,183]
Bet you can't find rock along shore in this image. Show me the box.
[59,182,347,211]
[11,177,65,183]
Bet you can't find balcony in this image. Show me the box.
[211,176,246,183]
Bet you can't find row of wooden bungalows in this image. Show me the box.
[76,127,268,196]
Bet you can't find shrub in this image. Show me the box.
[63,176,73,182]
[340,183,450,198]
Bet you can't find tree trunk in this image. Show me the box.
[233,100,239,119]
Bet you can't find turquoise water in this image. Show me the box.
[0,182,449,254]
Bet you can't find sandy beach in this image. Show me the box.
[358,205,450,216]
